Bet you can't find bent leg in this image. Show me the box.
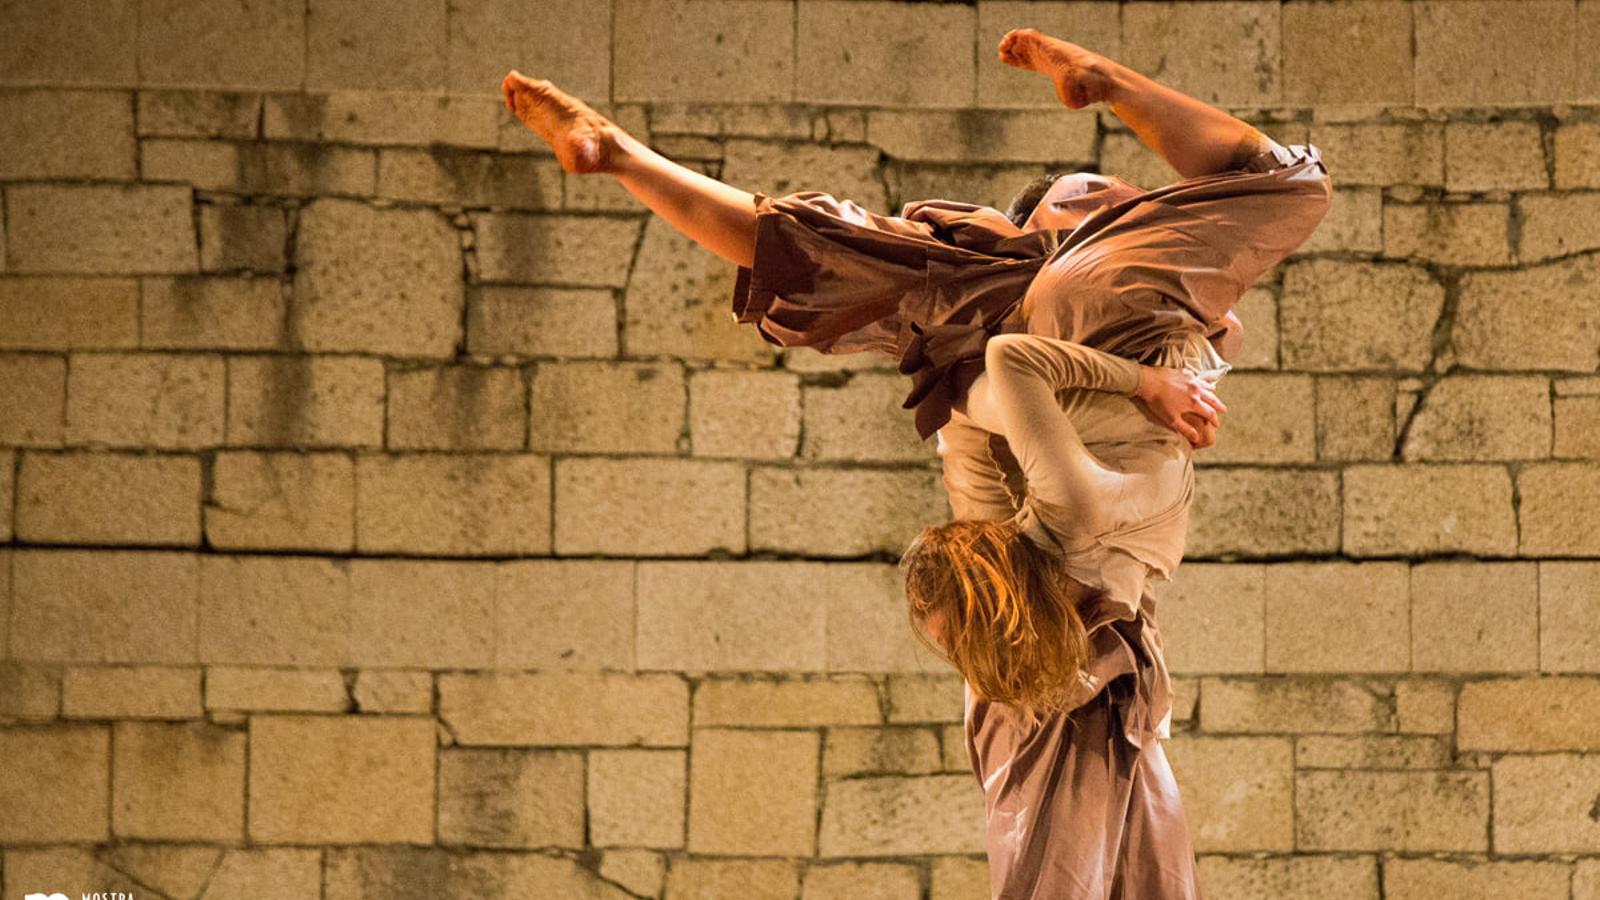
[503,71,758,268]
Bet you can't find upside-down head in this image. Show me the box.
[1004,170,1144,232]
[901,519,1097,723]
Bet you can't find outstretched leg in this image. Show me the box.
[997,29,1272,180]
[503,71,758,268]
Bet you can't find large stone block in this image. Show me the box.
[1343,465,1516,556]
[1203,374,1315,464]
[352,670,432,715]
[817,774,985,856]
[750,467,946,556]
[1198,855,1378,900]
[496,560,635,670]
[376,148,560,209]
[1491,753,1600,853]
[306,0,445,91]
[198,555,352,666]
[324,847,633,900]
[1414,0,1578,106]
[1296,734,1451,771]
[206,450,355,551]
[590,748,686,849]
[1555,121,1600,188]
[112,721,244,840]
[693,676,883,728]
[886,674,965,723]
[269,91,499,150]
[1300,186,1383,255]
[438,672,689,747]
[474,212,640,287]
[1186,468,1341,557]
[1308,120,1444,187]
[615,0,793,103]
[1296,769,1489,851]
[1404,376,1551,461]
[1518,462,1600,556]
[11,549,198,664]
[142,138,379,195]
[530,360,683,453]
[387,363,526,450]
[62,665,202,719]
[554,458,745,556]
[291,199,463,356]
[1283,1,1411,106]
[690,729,820,855]
[345,559,496,668]
[197,202,288,273]
[0,725,110,842]
[205,667,348,713]
[1383,202,1510,267]
[0,0,137,84]
[797,1,975,107]
[18,451,200,545]
[138,89,262,139]
[0,354,65,445]
[1459,676,1600,751]
[1154,564,1266,674]
[138,0,303,89]
[824,726,942,778]
[1520,192,1600,264]
[449,0,608,97]
[1123,1,1281,107]
[1384,858,1569,900]
[1411,562,1538,672]
[636,561,829,672]
[248,715,436,844]
[142,276,287,349]
[225,355,386,448]
[1199,675,1393,734]
[689,369,801,459]
[1280,260,1444,371]
[0,277,140,350]
[1452,255,1600,371]
[623,214,774,363]
[1165,735,1293,852]
[0,88,136,179]
[356,453,551,556]
[867,109,1096,164]
[5,185,196,274]
[438,748,584,848]
[826,563,945,674]
[1540,562,1600,672]
[1443,120,1548,192]
[802,373,933,463]
[803,861,921,900]
[664,859,800,900]
[465,285,619,358]
[1316,375,1396,461]
[65,351,223,448]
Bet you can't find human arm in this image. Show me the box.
[937,412,1025,521]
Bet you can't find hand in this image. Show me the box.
[1134,366,1226,447]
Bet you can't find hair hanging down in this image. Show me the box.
[1003,172,1067,228]
[901,519,1096,725]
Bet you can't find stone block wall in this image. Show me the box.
[1,1,1598,898]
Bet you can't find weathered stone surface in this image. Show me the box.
[1452,255,1600,371]
[1540,562,1600,672]
[530,360,683,453]
[291,199,463,356]
[0,660,62,719]
[690,369,801,459]
[1123,1,1280,106]
[449,0,608,98]
[664,859,800,900]
[355,454,551,556]
[305,0,444,91]
[226,355,386,448]
[1200,675,1394,734]
[826,563,944,674]
[1316,375,1396,461]
[496,560,635,670]
[387,364,526,451]
[0,88,135,179]
[1230,287,1280,369]
[438,748,584,848]
[1295,734,1451,770]
[555,458,745,556]
[1262,561,1410,673]
[1555,121,1600,188]
[206,450,354,551]
[694,676,882,728]
[803,861,920,900]
[1385,858,1569,900]
[0,277,140,350]
[590,748,686,849]
[624,214,774,363]
[1343,465,1517,556]
[0,354,64,445]
[615,0,793,103]
[690,729,819,855]
[1280,260,1444,371]
[1395,677,1457,734]
[65,352,224,448]
[1383,202,1510,267]
[138,89,262,139]
[824,726,941,778]
[1283,1,1411,106]
[1492,753,1600,853]
[887,674,965,723]
[1186,468,1341,557]
[112,721,245,840]
[1307,121,1445,187]
[0,0,137,85]
[797,1,975,107]
[803,373,933,462]
[1203,374,1315,464]
[249,715,436,844]
[1459,676,1600,751]
[466,285,619,358]
[599,850,666,899]
[474,212,640,287]
[1296,769,1489,851]
[351,670,433,715]
[142,276,287,349]
[930,857,992,900]
[818,774,985,856]
[439,672,689,747]
[1414,0,1577,107]
[1154,564,1265,674]
[1517,463,1600,556]
[750,467,946,556]
[867,108,1095,163]
[138,0,303,88]
[636,561,828,672]
[1198,855,1378,900]
[1520,192,1600,264]
[11,549,198,664]
[1165,735,1293,851]
[1403,376,1551,461]
[0,725,110,842]
[142,138,378,195]
[5,185,196,274]
[376,148,560,208]
[324,847,633,900]
[199,555,351,666]
[1444,120,1548,191]
[1300,186,1383,255]
[345,560,496,668]
[62,665,202,719]
[1411,562,1538,672]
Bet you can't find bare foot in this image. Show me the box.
[997,28,1118,109]
[501,71,622,174]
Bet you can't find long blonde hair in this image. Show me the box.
[901,519,1096,725]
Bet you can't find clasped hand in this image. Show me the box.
[1134,366,1227,449]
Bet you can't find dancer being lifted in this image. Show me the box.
[505,26,1330,899]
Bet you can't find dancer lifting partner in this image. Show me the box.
[505,25,1330,899]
